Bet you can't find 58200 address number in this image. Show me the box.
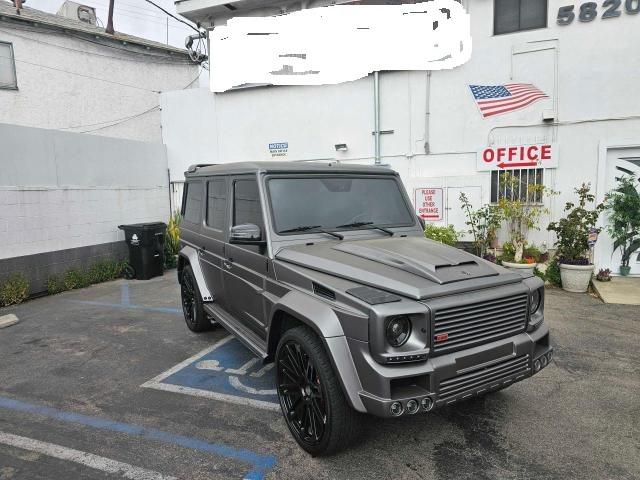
[558,0,640,24]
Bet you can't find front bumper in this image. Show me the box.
[350,324,552,418]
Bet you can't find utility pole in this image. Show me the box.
[166,17,169,45]
[13,0,23,14]
[105,0,115,35]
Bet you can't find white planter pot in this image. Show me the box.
[502,261,537,273]
[559,264,594,293]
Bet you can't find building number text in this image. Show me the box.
[558,0,640,24]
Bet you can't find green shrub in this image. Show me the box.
[424,224,459,246]
[533,267,545,281]
[0,273,29,306]
[523,245,542,262]
[500,241,517,262]
[87,259,125,284]
[545,258,562,288]
[63,268,91,290]
[46,275,65,295]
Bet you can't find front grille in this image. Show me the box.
[438,354,530,400]
[433,293,528,354]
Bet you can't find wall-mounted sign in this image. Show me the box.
[588,227,599,247]
[415,188,443,221]
[477,143,558,171]
[557,1,640,27]
[269,142,288,157]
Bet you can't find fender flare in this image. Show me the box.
[268,290,366,412]
[179,245,213,302]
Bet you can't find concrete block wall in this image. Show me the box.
[0,123,170,295]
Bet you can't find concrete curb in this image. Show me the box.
[0,314,19,329]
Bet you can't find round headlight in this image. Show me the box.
[385,316,411,347]
[530,289,542,314]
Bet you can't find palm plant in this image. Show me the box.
[605,176,640,274]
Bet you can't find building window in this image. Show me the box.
[183,181,203,224]
[0,41,17,89]
[206,178,227,230]
[494,0,547,35]
[491,168,544,204]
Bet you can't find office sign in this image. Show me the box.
[477,143,558,171]
[415,188,443,221]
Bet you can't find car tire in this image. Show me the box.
[276,325,362,456]
[181,265,210,332]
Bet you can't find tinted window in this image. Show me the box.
[207,178,227,230]
[183,181,203,224]
[268,177,415,234]
[233,179,264,229]
[494,0,546,35]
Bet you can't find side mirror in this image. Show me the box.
[230,223,266,245]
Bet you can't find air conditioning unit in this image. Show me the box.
[56,1,97,26]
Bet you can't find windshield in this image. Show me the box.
[267,176,415,234]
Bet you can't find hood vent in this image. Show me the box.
[312,282,336,301]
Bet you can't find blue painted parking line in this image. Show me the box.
[142,336,280,411]
[0,395,276,480]
[68,283,182,316]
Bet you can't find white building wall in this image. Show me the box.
[0,22,199,143]
[0,123,169,261]
[161,0,640,271]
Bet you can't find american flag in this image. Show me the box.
[469,83,548,118]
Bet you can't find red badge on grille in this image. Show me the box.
[435,333,449,342]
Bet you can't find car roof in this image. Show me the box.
[185,161,397,177]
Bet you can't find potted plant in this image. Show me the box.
[498,241,538,272]
[496,173,554,271]
[605,175,640,276]
[547,184,605,292]
[595,268,611,282]
[459,192,502,258]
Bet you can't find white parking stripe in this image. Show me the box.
[0,431,176,480]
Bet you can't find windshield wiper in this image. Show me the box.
[336,221,394,236]
[279,225,344,240]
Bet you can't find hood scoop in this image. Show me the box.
[332,238,498,285]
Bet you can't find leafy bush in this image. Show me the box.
[547,183,605,265]
[86,259,125,284]
[605,175,640,268]
[533,267,545,281]
[500,241,517,262]
[523,245,542,262]
[164,211,182,269]
[0,273,29,306]
[459,192,502,257]
[424,224,459,246]
[545,258,562,288]
[46,275,65,295]
[63,268,91,290]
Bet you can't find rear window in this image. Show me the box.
[183,181,203,224]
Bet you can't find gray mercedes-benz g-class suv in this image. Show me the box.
[177,161,552,456]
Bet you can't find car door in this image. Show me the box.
[223,175,269,340]
[199,176,229,307]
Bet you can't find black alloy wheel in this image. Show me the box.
[180,265,209,332]
[277,340,328,447]
[276,326,361,456]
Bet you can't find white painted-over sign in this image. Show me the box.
[477,143,558,171]
[415,188,443,221]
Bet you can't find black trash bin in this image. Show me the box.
[118,222,166,280]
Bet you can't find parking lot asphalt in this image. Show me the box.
[0,273,638,480]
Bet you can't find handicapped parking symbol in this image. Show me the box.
[141,336,280,411]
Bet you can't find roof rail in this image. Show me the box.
[186,164,216,173]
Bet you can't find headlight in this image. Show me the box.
[530,288,542,314]
[385,315,411,347]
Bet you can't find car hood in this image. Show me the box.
[275,236,524,300]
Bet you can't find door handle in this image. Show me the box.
[223,259,233,270]
[198,246,206,256]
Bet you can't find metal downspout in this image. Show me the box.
[374,71,381,165]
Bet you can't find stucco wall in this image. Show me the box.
[0,20,199,143]
[0,123,170,292]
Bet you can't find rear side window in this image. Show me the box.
[207,178,227,230]
[183,181,203,224]
[233,179,264,230]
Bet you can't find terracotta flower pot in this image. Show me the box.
[559,264,594,293]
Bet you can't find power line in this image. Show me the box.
[142,0,201,34]
[77,105,160,133]
[1,54,162,93]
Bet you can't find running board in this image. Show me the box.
[204,303,268,360]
